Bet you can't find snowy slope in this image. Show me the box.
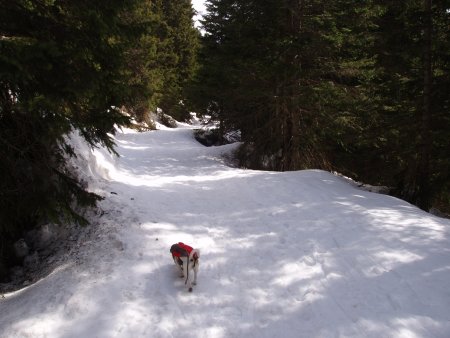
[1,122,450,338]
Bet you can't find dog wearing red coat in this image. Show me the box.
[170,242,200,292]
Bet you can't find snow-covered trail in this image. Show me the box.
[1,123,450,338]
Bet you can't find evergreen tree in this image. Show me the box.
[158,0,200,121]
[120,0,167,123]
[0,0,148,279]
[194,0,371,170]
[365,0,450,210]
[122,0,200,123]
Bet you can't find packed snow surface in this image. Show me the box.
[1,121,450,338]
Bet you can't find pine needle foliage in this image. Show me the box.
[0,0,152,278]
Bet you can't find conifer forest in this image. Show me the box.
[0,0,449,279]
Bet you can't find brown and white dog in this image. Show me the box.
[170,242,200,292]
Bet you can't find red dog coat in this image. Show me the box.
[170,242,194,258]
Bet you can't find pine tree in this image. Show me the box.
[158,0,200,121]
[366,0,450,210]
[432,0,450,212]
[120,0,169,123]
[195,0,372,170]
[0,0,149,279]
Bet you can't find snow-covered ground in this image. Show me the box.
[1,120,450,338]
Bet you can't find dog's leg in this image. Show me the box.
[173,257,184,277]
[181,258,194,292]
[192,262,199,285]
[181,257,188,280]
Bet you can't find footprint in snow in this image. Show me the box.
[122,290,137,301]
[303,255,317,266]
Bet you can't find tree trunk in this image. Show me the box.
[280,0,303,171]
[416,0,433,210]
